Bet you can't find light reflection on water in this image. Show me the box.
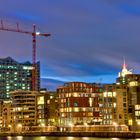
[0,137,139,140]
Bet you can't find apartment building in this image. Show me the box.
[57,82,103,126]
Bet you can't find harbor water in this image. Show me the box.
[0,137,139,140]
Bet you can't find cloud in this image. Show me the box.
[41,78,64,91]
[0,1,140,90]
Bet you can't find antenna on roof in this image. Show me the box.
[123,56,127,69]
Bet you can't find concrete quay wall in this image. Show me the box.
[1,132,140,138]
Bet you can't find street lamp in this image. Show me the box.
[113,122,118,132]
[8,124,11,132]
[69,123,73,132]
[17,123,22,133]
[41,123,45,132]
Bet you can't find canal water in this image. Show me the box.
[0,137,139,140]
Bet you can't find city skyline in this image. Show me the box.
[0,1,140,90]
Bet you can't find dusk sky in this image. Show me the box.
[0,1,140,90]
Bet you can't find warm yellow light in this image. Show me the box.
[89,98,92,107]
[84,123,88,126]
[8,124,11,128]
[18,123,22,127]
[128,120,133,125]
[113,122,117,126]
[129,81,138,87]
[41,123,45,127]
[69,123,73,127]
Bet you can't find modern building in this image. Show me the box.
[2,100,12,130]
[116,60,140,130]
[102,84,116,125]
[10,91,38,129]
[0,57,40,98]
[57,82,103,126]
[45,91,59,126]
[115,84,128,126]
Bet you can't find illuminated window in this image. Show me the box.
[103,92,113,97]
[129,81,138,87]
[74,107,79,112]
[135,111,140,116]
[113,92,116,97]
[69,93,71,97]
[61,113,65,117]
[23,66,33,70]
[103,92,107,97]
[60,108,64,112]
[108,92,113,97]
[47,100,50,104]
[24,115,29,118]
[73,92,78,97]
[88,112,93,117]
[113,103,116,107]
[128,120,132,125]
[68,108,72,112]
[89,98,93,107]
[37,96,44,104]
[135,105,140,110]
[82,108,86,111]
[6,86,10,89]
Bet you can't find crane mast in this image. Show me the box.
[0,20,51,91]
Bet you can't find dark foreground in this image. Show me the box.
[0,132,140,138]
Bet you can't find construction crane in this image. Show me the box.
[0,20,51,91]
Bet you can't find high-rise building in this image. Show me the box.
[0,57,40,98]
[116,60,140,130]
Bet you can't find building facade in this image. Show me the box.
[0,57,40,98]
[57,82,103,126]
[116,60,140,130]
[102,84,116,125]
[45,91,58,126]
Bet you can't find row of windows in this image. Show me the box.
[59,93,101,98]
[60,107,94,112]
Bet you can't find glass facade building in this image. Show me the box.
[0,57,40,98]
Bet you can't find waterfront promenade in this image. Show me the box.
[0,131,140,138]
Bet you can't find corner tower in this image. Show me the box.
[117,59,132,84]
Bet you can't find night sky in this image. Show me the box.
[0,1,140,90]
